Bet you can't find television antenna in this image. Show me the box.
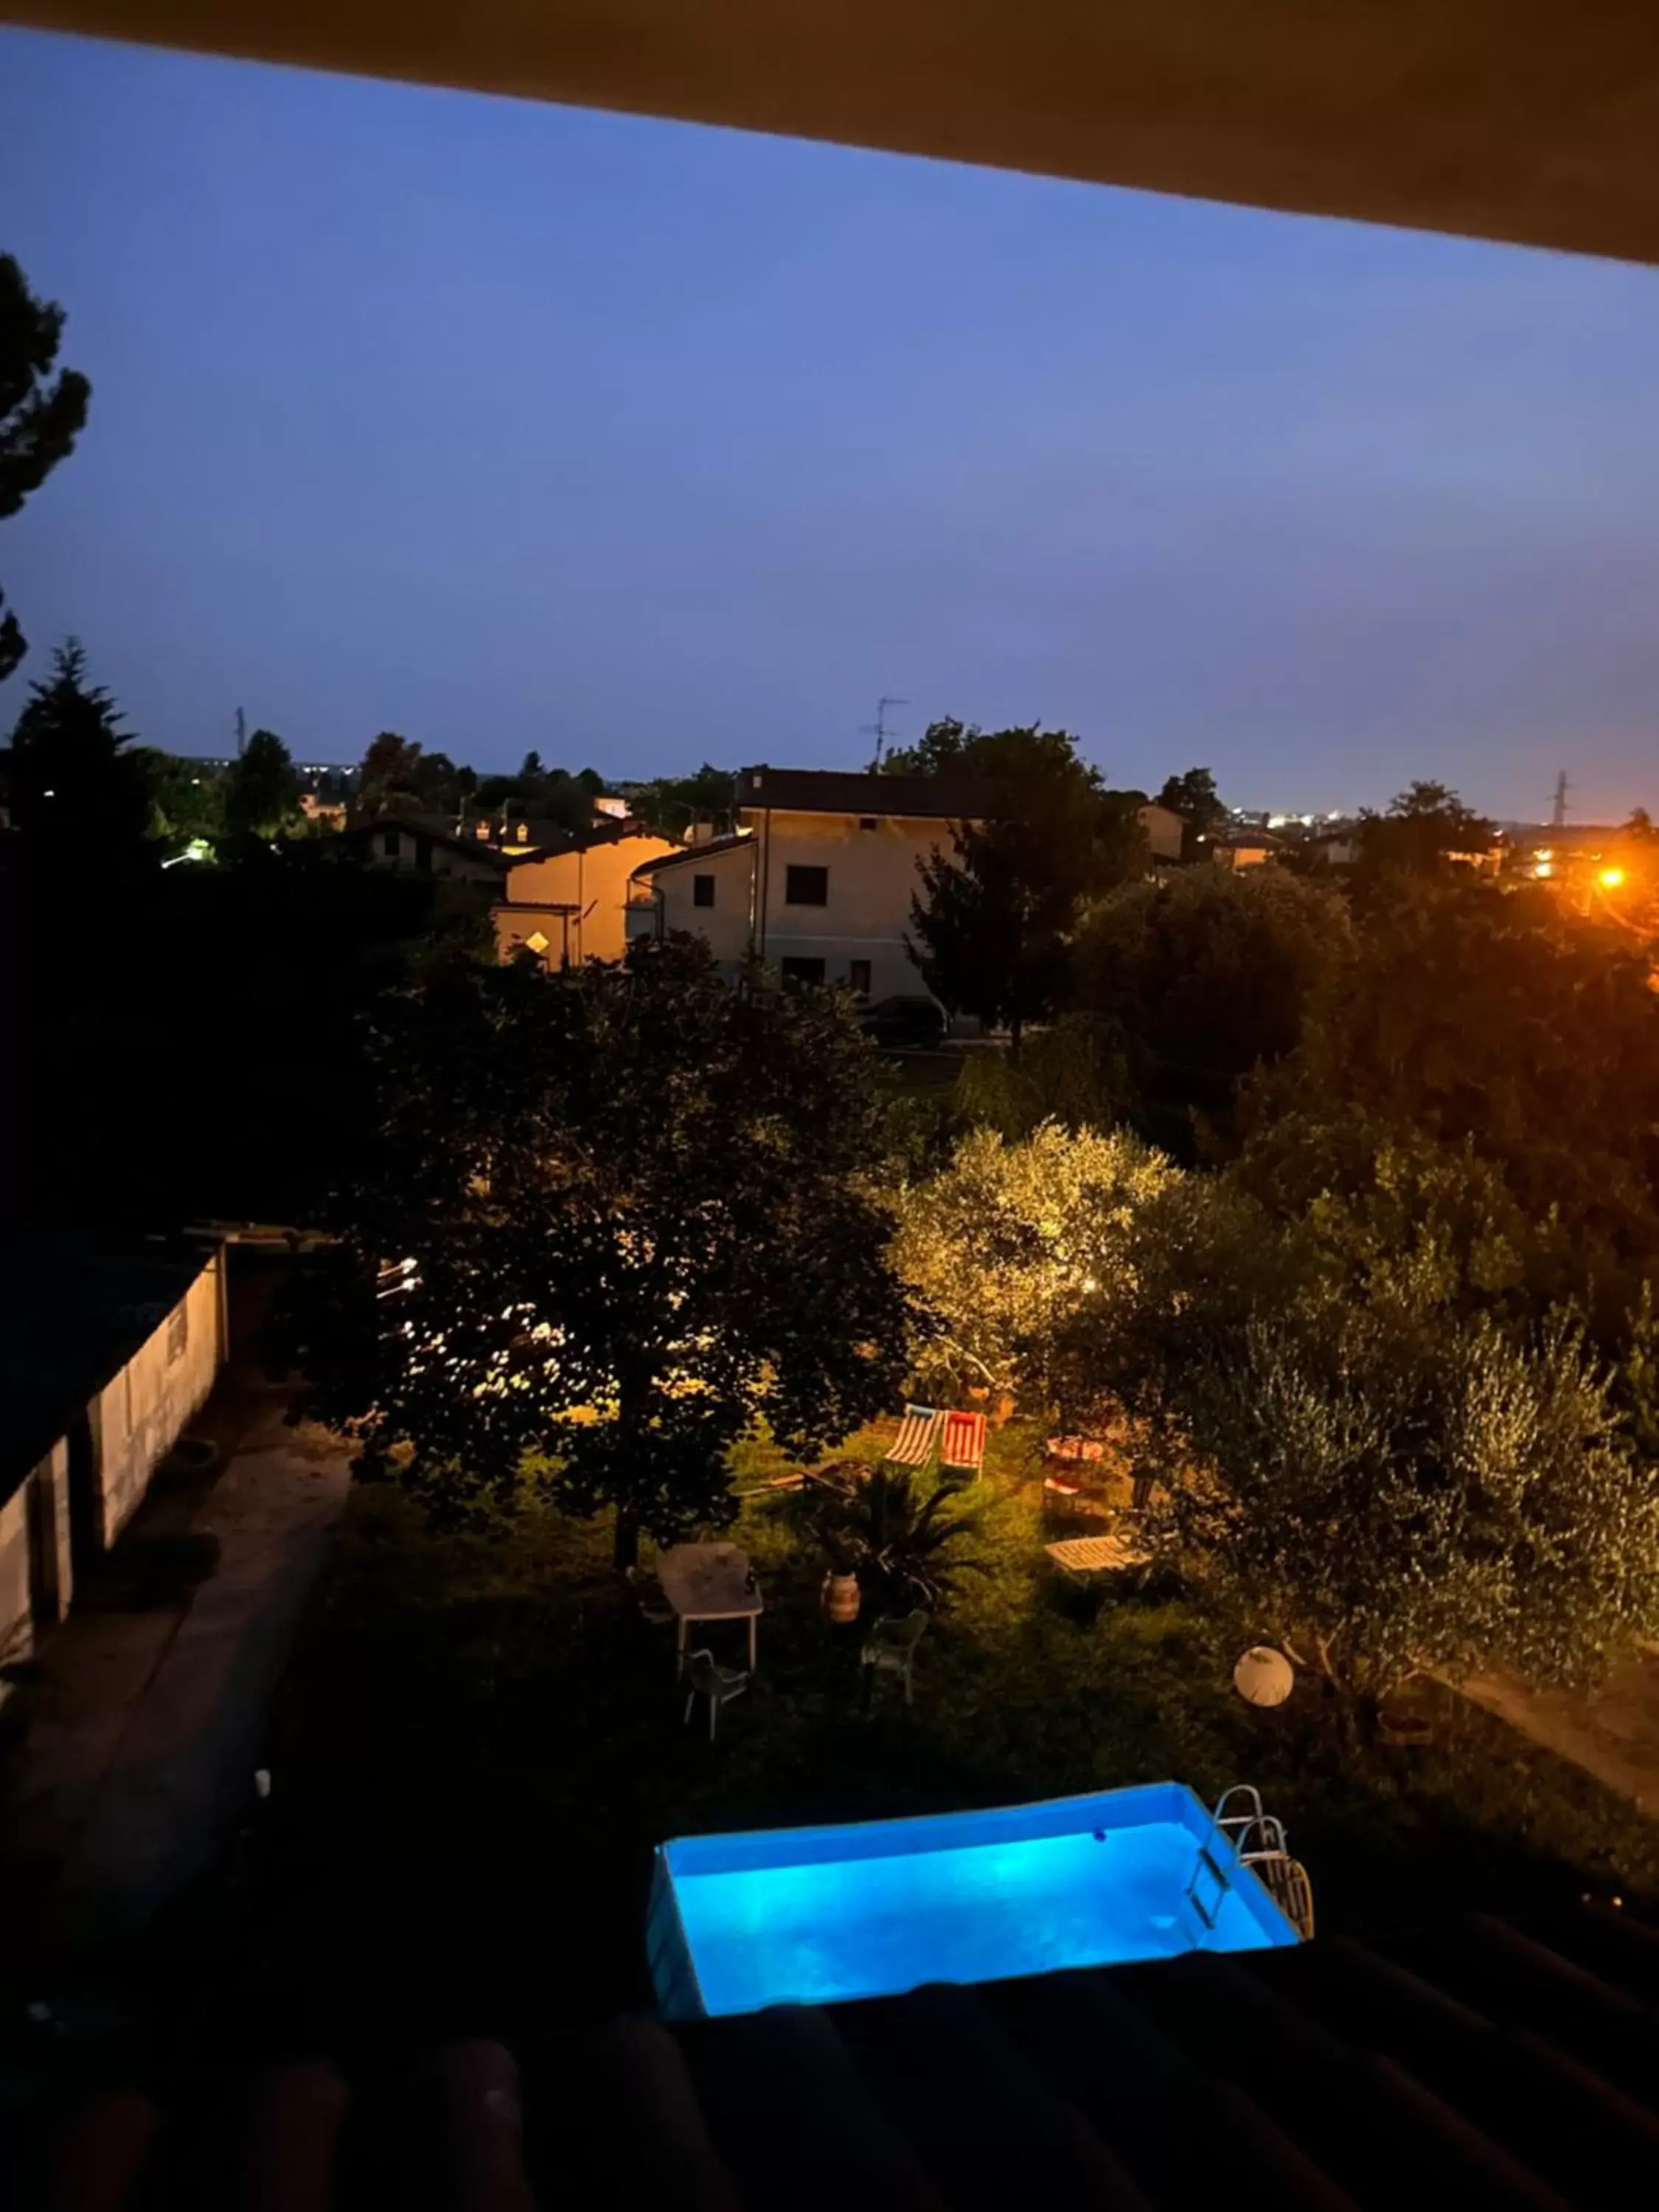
[860,695,908,769]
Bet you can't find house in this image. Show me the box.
[0,1237,227,1674]
[626,766,983,998]
[1203,826,1283,870]
[494,819,678,967]
[339,814,511,885]
[1138,801,1186,862]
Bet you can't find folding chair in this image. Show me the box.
[883,1404,942,1469]
[939,1409,987,1484]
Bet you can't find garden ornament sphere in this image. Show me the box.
[1234,1646,1294,1707]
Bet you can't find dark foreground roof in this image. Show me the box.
[0,1235,215,1508]
[738,765,983,820]
[25,1905,1659,2206]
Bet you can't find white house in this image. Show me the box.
[0,1239,227,1676]
[626,767,987,998]
[627,766,1180,994]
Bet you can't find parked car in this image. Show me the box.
[858,995,949,1048]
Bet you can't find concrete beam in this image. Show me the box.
[7,2,1659,262]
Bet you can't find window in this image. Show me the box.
[849,959,872,996]
[692,874,715,908]
[781,957,827,990]
[859,817,878,831]
[785,864,829,906]
[381,828,401,858]
[166,1304,189,1367]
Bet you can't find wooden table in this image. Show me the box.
[655,1542,764,1672]
[1044,1533,1150,1580]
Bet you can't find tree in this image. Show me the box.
[892,1121,1174,1405]
[908,726,1146,1050]
[1,253,91,683]
[1155,766,1226,854]
[284,935,917,1565]
[1057,1161,1659,1707]
[1256,880,1659,1329]
[357,731,428,814]
[1074,865,1353,1155]
[137,749,225,856]
[630,762,737,838]
[6,638,153,868]
[1355,780,1493,885]
[221,728,301,841]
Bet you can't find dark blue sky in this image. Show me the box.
[4,29,1659,818]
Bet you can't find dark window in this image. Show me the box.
[849,959,872,996]
[692,874,715,908]
[859,817,878,831]
[785,864,829,906]
[781,957,827,990]
[381,828,401,858]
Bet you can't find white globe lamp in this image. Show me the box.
[1234,1646,1294,1708]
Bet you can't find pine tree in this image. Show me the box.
[1,253,91,682]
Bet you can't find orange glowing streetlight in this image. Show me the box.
[1599,866,1627,889]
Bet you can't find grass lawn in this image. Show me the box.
[215,1417,1659,2048]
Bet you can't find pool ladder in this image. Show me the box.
[1186,1785,1315,1940]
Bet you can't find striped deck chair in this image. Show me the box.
[939,1409,988,1484]
[883,1404,942,1469]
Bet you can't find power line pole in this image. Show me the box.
[1551,769,1569,829]
[234,706,246,759]
[859,695,908,769]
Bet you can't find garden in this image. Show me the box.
[226,869,1659,2041]
[225,1405,1659,2045]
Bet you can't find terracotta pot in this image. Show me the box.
[822,1571,861,1624]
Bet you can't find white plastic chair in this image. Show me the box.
[860,1610,928,1704]
[681,1648,750,1740]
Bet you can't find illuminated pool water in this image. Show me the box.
[647,1781,1297,2020]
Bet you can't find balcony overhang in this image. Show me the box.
[7,2,1659,264]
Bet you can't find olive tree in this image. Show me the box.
[891,1121,1175,1407]
[1058,1162,1659,1703]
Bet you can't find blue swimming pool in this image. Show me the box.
[647,1781,1298,2020]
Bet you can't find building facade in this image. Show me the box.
[495,823,678,969]
[1,1241,228,1675]
[627,768,985,998]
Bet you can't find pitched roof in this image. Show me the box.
[737,765,983,820]
[630,832,752,876]
[0,1234,218,1507]
[41,1907,1659,2205]
[339,815,511,869]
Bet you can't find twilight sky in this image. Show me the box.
[4,31,1659,818]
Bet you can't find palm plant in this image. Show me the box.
[810,1461,984,1613]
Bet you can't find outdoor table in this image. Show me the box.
[655,1542,764,1672]
[1044,1533,1150,1581]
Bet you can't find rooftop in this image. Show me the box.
[0,1234,216,1507]
[738,766,983,821]
[35,1904,1659,2204]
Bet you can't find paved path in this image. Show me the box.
[1462,1646,1659,1818]
[0,1312,350,1965]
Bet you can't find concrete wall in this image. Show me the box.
[752,808,950,998]
[501,832,678,964]
[628,841,757,977]
[0,1484,32,1672]
[93,1254,225,1548]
